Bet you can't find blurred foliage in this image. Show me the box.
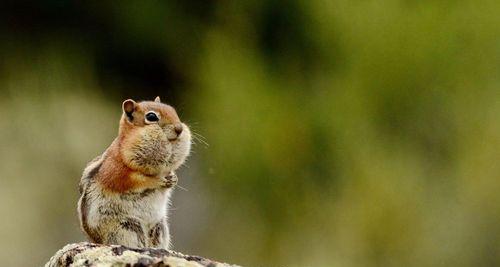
[0,1,499,266]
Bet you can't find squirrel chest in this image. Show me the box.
[86,181,171,228]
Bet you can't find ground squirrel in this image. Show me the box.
[77,96,191,249]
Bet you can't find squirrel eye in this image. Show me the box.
[145,112,159,123]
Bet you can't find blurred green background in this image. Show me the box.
[0,1,499,266]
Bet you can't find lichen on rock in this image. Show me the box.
[45,242,239,267]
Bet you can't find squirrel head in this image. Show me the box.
[118,96,191,176]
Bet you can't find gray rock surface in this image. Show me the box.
[45,242,240,267]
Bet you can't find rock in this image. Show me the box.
[45,242,240,267]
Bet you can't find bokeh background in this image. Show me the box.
[0,1,499,266]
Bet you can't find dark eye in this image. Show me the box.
[145,112,159,122]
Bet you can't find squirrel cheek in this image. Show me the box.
[121,127,173,175]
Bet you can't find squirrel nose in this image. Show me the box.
[174,123,183,136]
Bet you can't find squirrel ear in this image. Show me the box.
[122,99,136,121]
[154,96,161,103]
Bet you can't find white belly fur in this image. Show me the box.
[87,184,172,228]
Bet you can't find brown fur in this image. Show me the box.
[95,100,182,193]
[149,222,165,247]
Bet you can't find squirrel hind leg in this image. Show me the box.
[148,220,171,249]
[98,218,147,248]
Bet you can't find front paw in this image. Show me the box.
[160,172,178,188]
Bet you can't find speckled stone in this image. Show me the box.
[45,242,240,267]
